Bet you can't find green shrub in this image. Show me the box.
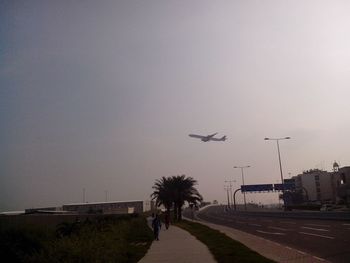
[0,215,153,263]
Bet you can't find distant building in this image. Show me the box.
[290,164,350,205]
[292,169,335,203]
[25,206,63,214]
[62,200,143,214]
[337,166,350,206]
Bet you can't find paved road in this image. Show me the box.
[197,206,350,263]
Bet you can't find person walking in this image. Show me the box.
[164,212,170,229]
[152,214,161,241]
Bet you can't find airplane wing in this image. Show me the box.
[207,132,218,138]
[189,134,206,139]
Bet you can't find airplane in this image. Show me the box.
[188,132,227,142]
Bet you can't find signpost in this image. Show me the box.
[274,183,295,191]
[233,182,297,211]
[241,184,274,192]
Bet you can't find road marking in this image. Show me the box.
[301,226,329,232]
[305,223,330,228]
[343,223,350,226]
[249,223,262,227]
[268,226,289,231]
[296,249,306,255]
[313,256,326,261]
[299,232,334,239]
[256,230,285,235]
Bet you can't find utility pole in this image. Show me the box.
[83,188,86,203]
[225,180,236,207]
[234,165,250,211]
[224,186,231,208]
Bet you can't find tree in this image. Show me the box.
[151,176,174,217]
[151,175,202,221]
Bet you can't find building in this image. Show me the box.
[62,200,144,214]
[25,206,64,214]
[292,169,335,203]
[337,166,350,205]
[290,163,350,206]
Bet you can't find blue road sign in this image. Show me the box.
[241,184,274,192]
[274,183,295,191]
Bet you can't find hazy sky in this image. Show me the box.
[1,0,350,211]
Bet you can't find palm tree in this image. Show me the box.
[151,176,174,217]
[171,175,202,221]
[151,175,202,221]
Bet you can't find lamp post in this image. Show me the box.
[234,165,250,211]
[264,137,290,210]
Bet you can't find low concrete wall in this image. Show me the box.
[226,210,350,221]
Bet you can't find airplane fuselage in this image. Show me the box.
[189,133,227,142]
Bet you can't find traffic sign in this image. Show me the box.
[241,184,274,192]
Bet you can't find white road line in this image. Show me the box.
[296,249,306,255]
[249,223,262,227]
[313,256,326,261]
[299,232,334,239]
[301,226,329,232]
[305,223,330,228]
[256,230,285,235]
[343,223,350,226]
[269,226,290,231]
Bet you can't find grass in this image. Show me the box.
[0,214,153,263]
[176,220,275,263]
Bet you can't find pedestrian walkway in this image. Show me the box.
[139,223,216,263]
[192,218,328,263]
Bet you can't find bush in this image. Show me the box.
[0,215,153,263]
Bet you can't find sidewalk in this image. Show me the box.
[139,223,216,263]
[192,218,328,263]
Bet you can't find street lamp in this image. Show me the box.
[234,165,250,210]
[264,137,291,210]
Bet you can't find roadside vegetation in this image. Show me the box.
[151,175,202,221]
[176,220,275,263]
[0,214,153,263]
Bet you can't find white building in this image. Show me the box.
[62,200,144,214]
[294,169,334,202]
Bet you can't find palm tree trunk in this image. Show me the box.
[173,202,177,221]
[177,204,182,221]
